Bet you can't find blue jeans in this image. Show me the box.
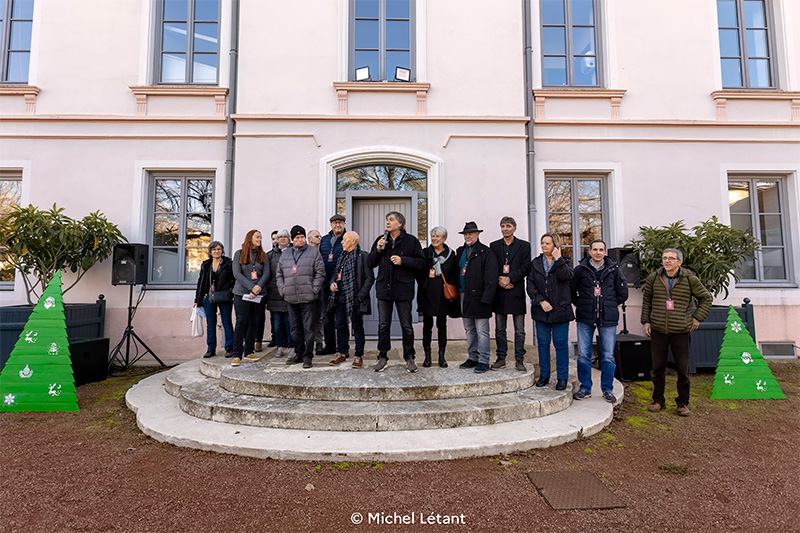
[576,321,617,393]
[270,311,294,349]
[463,317,491,365]
[495,313,526,361]
[202,297,233,353]
[535,321,570,381]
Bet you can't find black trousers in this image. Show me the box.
[287,301,318,361]
[650,330,691,406]
[422,314,447,351]
[232,295,263,357]
[321,286,336,349]
[377,299,415,359]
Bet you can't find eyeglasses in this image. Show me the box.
[662,256,679,261]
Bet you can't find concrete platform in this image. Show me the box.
[127,347,624,461]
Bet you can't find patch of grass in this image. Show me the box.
[628,384,653,404]
[325,461,382,471]
[658,463,689,476]
[625,415,649,429]
[584,448,593,453]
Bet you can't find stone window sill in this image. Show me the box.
[533,88,627,120]
[712,90,800,122]
[332,82,431,116]
[0,85,40,114]
[129,86,228,117]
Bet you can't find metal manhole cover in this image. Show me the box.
[527,471,626,510]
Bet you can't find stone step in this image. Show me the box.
[215,356,538,401]
[177,378,573,431]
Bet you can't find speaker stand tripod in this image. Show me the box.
[108,284,165,370]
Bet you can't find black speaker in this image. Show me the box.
[608,247,641,288]
[112,243,149,285]
[614,333,652,382]
[69,338,110,385]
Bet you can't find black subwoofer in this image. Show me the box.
[614,333,652,382]
[112,243,148,286]
[69,338,110,385]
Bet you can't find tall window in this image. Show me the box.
[1,0,34,83]
[350,0,414,81]
[156,0,219,84]
[717,0,774,88]
[728,178,790,282]
[0,171,22,286]
[541,0,600,87]
[546,175,604,265]
[150,174,213,284]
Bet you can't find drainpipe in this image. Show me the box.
[523,0,537,246]
[223,0,240,253]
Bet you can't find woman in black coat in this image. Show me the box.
[526,232,574,390]
[193,241,235,358]
[417,226,461,367]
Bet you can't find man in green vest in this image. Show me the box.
[641,248,712,417]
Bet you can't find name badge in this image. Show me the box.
[328,253,334,262]
[461,267,467,276]
[210,283,215,292]
[337,272,342,281]
[666,299,674,310]
[250,271,257,280]
[429,268,436,278]
[502,265,510,274]
[292,265,298,274]
[594,286,601,297]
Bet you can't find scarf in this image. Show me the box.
[432,245,452,276]
[335,247,359,316]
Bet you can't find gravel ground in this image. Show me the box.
[1,361,797,533]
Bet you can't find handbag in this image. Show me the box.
[190,307,205,337]
[442,278,458,301]
[208,289,233,303]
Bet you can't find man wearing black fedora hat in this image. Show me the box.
[456,221,498,373]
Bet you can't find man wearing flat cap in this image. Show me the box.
[456,222,498,373]
[319,214,347,356]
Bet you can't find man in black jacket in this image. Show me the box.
[570,239,629,402]
[318,214,347,355]
[456,222,498,373]
[489,216,531,372]
[368,211,425,373]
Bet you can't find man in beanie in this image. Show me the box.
[276,225,326,368]
[319,214,346,355]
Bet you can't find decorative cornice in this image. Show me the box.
[711,91,800,122]
[129,86,228,117]
[0,85,41,114]
[533,88,627,120]
[333,82,431,116]
[231,114,527,123]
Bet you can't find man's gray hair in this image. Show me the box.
[430,226,448,240]
[276,228,290,237]
[386,211,406,229]
[500,216,517,228]
[663,248,683,261]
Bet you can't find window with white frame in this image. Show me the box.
[0,171,22,287]
[717,0,774,88]
[155,0,219,84]
[149,174,213,285]
[541,0,601,87]
[1,0,34,83]
[728,177,791,282]
[546,175,605,266]
[350,0,414,81]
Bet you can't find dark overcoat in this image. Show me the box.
[570,256,629,327]
[489,237,532,315]
[368,230,425,301]
[526,253,575,324]
[417,244,462,318]
[194,256,235,306]
[456,240,498,319]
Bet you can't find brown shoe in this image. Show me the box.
[255,342,263,352]
[352,356,363,369]
[676,405,691,417]
[647,402,664,412]
[329,353,347,366]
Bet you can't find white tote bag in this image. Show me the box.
[190,307,205,337]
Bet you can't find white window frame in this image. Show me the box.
[153,0,220,85]
[540,0,603,87]
[545,173,607,266]
[717,0,777,89]
[0,170,22,290]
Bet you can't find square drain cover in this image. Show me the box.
[527,471,625,510]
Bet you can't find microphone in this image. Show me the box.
[383,230,390,243]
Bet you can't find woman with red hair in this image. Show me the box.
[230,229,270,366]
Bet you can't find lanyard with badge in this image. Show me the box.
[250,251,258,280]
[462,247,473,277]
[665,274,677,310]
[503,241,512,274]
[291,248,305,274]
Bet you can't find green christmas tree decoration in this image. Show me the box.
[0,271,79,412]
[710,305,785,400]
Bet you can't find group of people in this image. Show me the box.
[194,211,713,416]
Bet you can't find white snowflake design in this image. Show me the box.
[19,364,33,379]
[24,331,38,343]
[741,352,753,364]
[44,296,56,309]
[3,393,15,405]
[724,373,735,385]
[756,380,766,392]
[48,383,62,397]
[730,321,742,333]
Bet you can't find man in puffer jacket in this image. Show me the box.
[276,225,326,368]
[641,247,712,417]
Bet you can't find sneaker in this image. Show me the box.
[202,351,215,358]
[224,352,235,359]
[352,356,363,369]
[406,358,418,373]
[275,347,286,357]
[490,358,506,370]
[244,353,260,361]
[676,405,691,417]
[647,402,663,412]
[459,359,479,369]
[302,360,313,369]
[329,353,347,366]
[515,361,527,372]
[573,389,592,400]
[230,357,241,367]
[285,355,303,365]
[474,363,490,374]
[373,358,389,372]
[255,342,263,352]
[603,391,617,403]
[267,340,277,348]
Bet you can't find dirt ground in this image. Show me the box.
[1,361,798,533]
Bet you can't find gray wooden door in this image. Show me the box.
[352,197,416,336]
